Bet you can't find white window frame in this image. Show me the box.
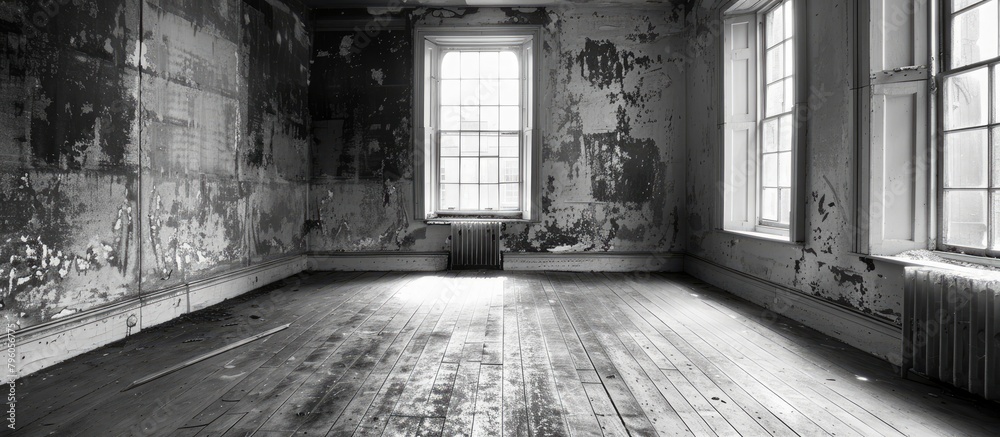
[720,0,808,242]
[413,26,541,222]
[936,0,1000,257]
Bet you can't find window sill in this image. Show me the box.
[718,228,798,245]
[425,217,532,225]
[865,251,1000,274]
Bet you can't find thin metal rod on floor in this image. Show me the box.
[122,323,291,392]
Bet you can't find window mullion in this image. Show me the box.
[989,63,996,251]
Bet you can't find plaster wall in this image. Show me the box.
[0,0,311,331]
[308,5,690,254]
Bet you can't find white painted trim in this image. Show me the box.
[504,252,684,272]
[14,255,307,380]
[684,255,902,365]
[308,252,449,272]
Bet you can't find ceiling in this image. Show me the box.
[303,0,678,8]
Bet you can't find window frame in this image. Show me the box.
[413,26,542,223]
[935,0,1000,257]
[719,0,808,242]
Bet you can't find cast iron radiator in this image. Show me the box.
[902,267,1000,399]
[450,221,502,270]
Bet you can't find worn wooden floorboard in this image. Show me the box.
[14,271,1000,437]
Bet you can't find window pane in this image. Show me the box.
[461,133,479,156]
[441,184,460,210]
[461,51,480,78]
[440,158,459,183]
[481,132,499,156]
[480,107,500,131]
[481,52,499,79]
[783,78,794,112]
[461,80,480,105]
[480,185,499,210]
[481,80,499,105]
[993,127,1000,187]
[441,80,461,105]
[761,188,779,222]
[500,135,519,157]
[784,41,795,77]
[944,190,988,248]
[441,133,460,156]
[784,0,794,38]
[766,45,784,83]
[944,129,989,188]
[501,158,519,182]
[766,4,784,48]
[779,114,793,151]
[441,106,460,130]
[779,152,792,187]
[951,0,999,69]
[993,192,1000,250]
[480,158,499,183]
[499,51,519,78]
[441,52,461,79]
[762,154,778,187]
[954,0,982,10]
[461,107,480,130]
[501,184,520,210]
[994,66,1000,124]
[460,184,479,210]
[765,81,785,117]
[762,118,778,153]
[779,188,792,224]
[460,158,479,183]
[500,107,520,131]
[500,80,520,105]
[944,68,989,130]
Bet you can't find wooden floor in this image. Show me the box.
[15,271,1000,436]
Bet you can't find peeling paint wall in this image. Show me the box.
[309,6,688,253]
[684,0,905,324]
[0,0,311,330]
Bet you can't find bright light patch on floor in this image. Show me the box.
[402,275,507,302]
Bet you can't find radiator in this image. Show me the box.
[902,267,1000,399]
[450,221,502,270]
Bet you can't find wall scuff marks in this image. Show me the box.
[308,6,686,254]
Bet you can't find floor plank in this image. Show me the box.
[14,271,1000,437]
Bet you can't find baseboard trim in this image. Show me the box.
[308,252,449,272]
[504,252,684,272]
[684,254,902,365]
[15,255,307,380]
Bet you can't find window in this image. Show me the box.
[940,0,1000,255]
[414,28,541,221]
[721,0,805,240]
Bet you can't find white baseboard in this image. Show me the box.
[504,252,684,272]
[15,255,307,380]
[684,255,902,365]
[308,252,449,272]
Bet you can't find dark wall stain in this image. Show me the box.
[310,15,412,181]
[583,105,661,204]
[576,38,652,90]
[25,0,137,170]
